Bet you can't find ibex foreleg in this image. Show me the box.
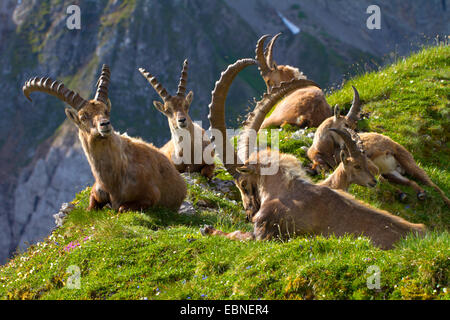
[88,182,111,211]
[383,171,426,200]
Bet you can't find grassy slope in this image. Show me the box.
[1,45,449,300]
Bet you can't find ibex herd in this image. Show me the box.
[23,34,448,250]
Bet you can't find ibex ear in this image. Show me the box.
[106,98,112,112]
[65,108,81,128]
[236,165,256,175]
[340,149,349,166]
[334,105,341,121]
[185,91,194,109]
[153,101,166,114]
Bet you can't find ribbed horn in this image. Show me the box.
[23,77,87,110]
[138,67,171,102]
[328,128,361,158]
[265,32,282,70]
[239,79,321,162]
[94,64,111,105]
[255,34,271,76]
[176,59,188,97]
[208,58,258,178]
[346,86,361,121]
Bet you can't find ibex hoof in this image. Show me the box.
[417,192,427,201]
[200,224,214,236]
[398,193,408,202]
[305,168,318,176]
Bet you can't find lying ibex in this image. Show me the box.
[358,132,450,207]
[307,88,450,207]
[203,69,425,249]
[255,34,333,129]
[139,60,215,179]
[318,129,378,191]
[23,65,187,212]
[307,86,362,171]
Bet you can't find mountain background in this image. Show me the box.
[0,0,448,264]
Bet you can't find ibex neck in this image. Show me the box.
[320,164,349,191]
[79,131,124,187]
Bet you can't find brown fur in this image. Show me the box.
[319,158,378,191]
[261,86,333,129]
[202,150,426,249]
[307,115,359,171]
[257,40,332,129]
[141,70,215,179]
[308,120,449,206]
[67,100,187,212]
[359,132,450,207]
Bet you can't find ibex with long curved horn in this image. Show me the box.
[23,65,187,212]
[255,34,333,129]
[307,86,362,171]
[202,71,425,249]
[139,60,215,178]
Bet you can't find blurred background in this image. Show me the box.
[0,0,448,264]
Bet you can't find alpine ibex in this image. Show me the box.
[23,65,187,212]
[307,86,362,171]
[358,132,450,207]
[139,60,215,179]
[318,129,378,191]
[202,70,425,249]
[255,34,333,129]
[307,88,450,207]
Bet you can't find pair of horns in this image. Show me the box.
[23,64,111,111]
[138,59,189,102]
[255,33,282,75]
[208,56,321,178]
[334,86,361,121]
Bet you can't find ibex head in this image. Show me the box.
[330,128,378,188]
[331,86,362,130]
[255,33,306,92]
[23,65,113,138]
[235,161,261,221]
[139,60,194,130]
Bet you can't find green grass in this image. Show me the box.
[1,45,449,300]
